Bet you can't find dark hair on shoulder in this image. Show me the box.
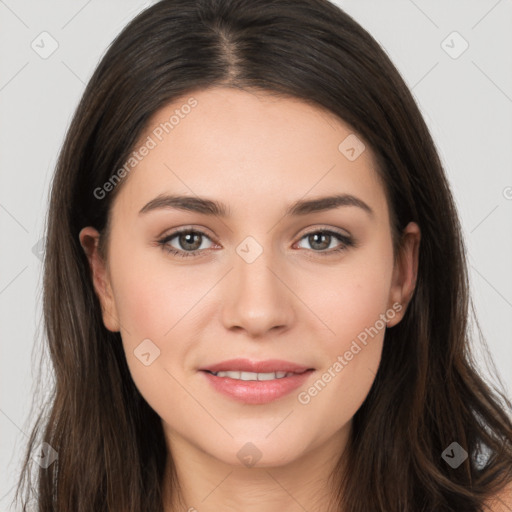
[14,0,512,510]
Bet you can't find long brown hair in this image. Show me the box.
[14,0,512,510]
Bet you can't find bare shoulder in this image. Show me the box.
[482,480,512,511]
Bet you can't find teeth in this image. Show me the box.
[211,370,295,380]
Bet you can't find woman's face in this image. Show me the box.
[80,87,419,469]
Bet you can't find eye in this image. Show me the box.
[295,229,355,256]
[157,229,215,258]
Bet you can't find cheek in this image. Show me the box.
[297,237,393,419]
[298,285,389,439]
[107,244,213,408]
[109,240,207,341]
[111,270,169,341]
[110,262,195,416]
[308,237,394,346]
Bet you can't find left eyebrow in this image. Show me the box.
[138,193,374,219]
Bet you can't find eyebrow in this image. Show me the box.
[138,193,374,218]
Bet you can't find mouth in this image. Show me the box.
[199,359,315,404]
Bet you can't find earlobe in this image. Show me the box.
[386,222,421,328]
[78,227,120,332]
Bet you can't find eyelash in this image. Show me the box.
[157,227,356,259]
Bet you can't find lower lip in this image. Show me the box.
[201,370,314,404]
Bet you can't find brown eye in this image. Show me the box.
[158,229,214,258]
[296,229,355,255]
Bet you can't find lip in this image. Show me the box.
[200,358,313,374]
[201,370,314,404]
[199,359,315,405]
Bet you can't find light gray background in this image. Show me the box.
[1,1,511,510]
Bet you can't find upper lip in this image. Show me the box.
[200,358,314,374]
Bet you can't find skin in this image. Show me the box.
[79,87,421,512]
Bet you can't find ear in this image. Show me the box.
[78,226,120,332]
[386,221,421,328]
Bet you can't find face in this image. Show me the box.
[80,87,420,470]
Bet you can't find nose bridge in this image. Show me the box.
[221,234,293,335]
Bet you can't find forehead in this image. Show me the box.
[111,87,388,222]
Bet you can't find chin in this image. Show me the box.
[206,436,308,469]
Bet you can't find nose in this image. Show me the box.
[220,245,295,338]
